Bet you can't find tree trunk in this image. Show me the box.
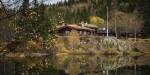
[115,16,118,38]
[34,0,38,7]
[0,0,8,16]
[134,28,137,42]
[106,6,109,37]
[22,0,29,16]
[115,69,117,75]
[134,64,137,75]
[106,70,109,75]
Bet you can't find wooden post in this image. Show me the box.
[106,6,109,37]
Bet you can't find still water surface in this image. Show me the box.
[0,54,150,75]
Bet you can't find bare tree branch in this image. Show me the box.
[0,10,21,21]
[0,0,8,16]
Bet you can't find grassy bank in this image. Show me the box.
[127,38,150,53]
[0,37,149,57]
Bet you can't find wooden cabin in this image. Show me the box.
[57,23,144,37]
[57,24,97,36]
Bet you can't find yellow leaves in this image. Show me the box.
[68,30,80,42]
[27,63,36,70]
[68,63,80,75]
[26,40,37,50]
[29,11,37,16]
[52,36,68,53]
[90,16,104,27]
[26,38,44,51]
[67,30,80,51]
[55,54,69,68]
[28,11,38,19]
[51,30,81,53]
[15,27,23,33]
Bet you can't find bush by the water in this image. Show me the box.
[100,37,131,54]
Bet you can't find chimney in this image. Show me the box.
[81,21,84,27]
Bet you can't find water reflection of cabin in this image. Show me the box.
[57,24,98,36]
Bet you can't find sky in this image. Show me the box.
[1,0,66,5]
[44,0,66,4]
[0,0,67,8]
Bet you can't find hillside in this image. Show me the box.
[48,0,139,24]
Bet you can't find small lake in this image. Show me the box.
[0,54,150,75]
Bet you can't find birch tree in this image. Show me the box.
[109,11,143,39]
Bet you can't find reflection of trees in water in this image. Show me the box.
[55,55,131,75]
[0,56,60,75]
[97,55,131,75]
[97,55,131,71]
[0,55,133,75]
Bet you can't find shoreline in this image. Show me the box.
[0,51,148,58]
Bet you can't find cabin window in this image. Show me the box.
[138,34,142,37]
[90,32,92,35]
[87,32,90,35]
[93,32,95,35]
[83,31,87,35]
[129,34,133,37]
[79,31,82,35]
[65,31,69,35]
